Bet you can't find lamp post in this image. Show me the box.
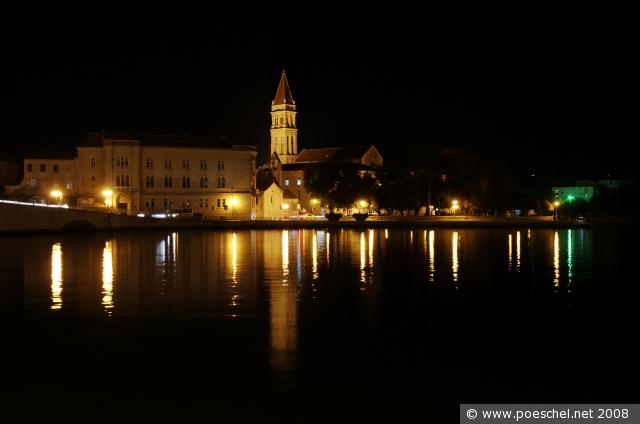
[357,199,368,214]
[554,201,560,221]
[451,199,460,215]
[50,190,62,205]
[102,189,113,211]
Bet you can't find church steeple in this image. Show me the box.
[272,70,295,106]
[270,70,298,164]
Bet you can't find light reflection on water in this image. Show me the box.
[102,241,114,315]
[50,243,62,310]
[26,228,596,376]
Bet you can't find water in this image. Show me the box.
[1,228,638,414]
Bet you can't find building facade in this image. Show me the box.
[16,132,257,219]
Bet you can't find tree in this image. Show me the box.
[304,162,378,211]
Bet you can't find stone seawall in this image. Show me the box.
[1,201,602,235]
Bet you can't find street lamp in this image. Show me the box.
[451,199,460,214]
[50,190,62,205]
[102,189,113,210]
[554,201,560,221]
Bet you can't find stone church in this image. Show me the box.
[256,71,383,219]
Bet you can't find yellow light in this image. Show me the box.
[102,189,113,197]
[282,203,290,210]
[358,200,368,208]
[229,198,238,207]
[311,198,319,205]
[50,190,62,198]
[554,201,560,207]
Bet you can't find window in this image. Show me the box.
[27,164,33,173]
[217,199,221,208]
[217,160,224,170]
[164,176,172,188]
[205,199,208,208]
[222,199,226,207]
[284,178,289,186]
[116,175,121,186]
[182,176,190,188]
[40,164,46,172]
[200,160,207,170]
[66,183,72,189]
[146,158,154,169]
[183,160,190,170]
[91,158,96,169]
[296,178,302,186]
[199,198,203,208]
[91,176,96,187]
[217,177,225,188]
[125,175,129,187]
[53,164,59,173]
[146,176,155,188]
[164,198,168,208]
[151,198,155,208]
[200,177,209,188]
[165,160,172,170]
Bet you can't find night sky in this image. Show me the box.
[2,3,638,179]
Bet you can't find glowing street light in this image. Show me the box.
[451,199,460,214]
[50,190,62,205]
[282,203,290,210]
[102,189,113,210]
[554,201,560,221]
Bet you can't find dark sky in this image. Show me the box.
[1,3,638,179]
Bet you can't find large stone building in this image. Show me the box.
[260,71,383,215]
[16,132,257,219]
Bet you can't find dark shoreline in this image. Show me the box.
[0,217,631,236]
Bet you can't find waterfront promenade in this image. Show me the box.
[0,200,602,234]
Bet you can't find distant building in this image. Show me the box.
[15,132,257,219]
[263,71,383,214]
[552,186,594,203]
[18,151,76,198]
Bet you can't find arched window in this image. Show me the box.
[199,177,204,188]
[186,177,190,188]
[204,177,208,188]
[125,175,130,187]
[116,175,121,186]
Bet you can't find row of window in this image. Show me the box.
[143,198,230,210]
[284,178,302,186]
[142,159,225,171]
[158,176,225,188]
[114,157,128,168]
[115,174,130,187]
[26,164,63,173]
[272,115,295,127]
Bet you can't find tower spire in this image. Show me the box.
[270,71,298,164]
[272,69,295,105]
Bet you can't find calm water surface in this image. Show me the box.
[1,228,638,412]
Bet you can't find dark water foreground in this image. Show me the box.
[1,227,638,417]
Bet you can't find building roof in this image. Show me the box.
[79,132,256,151]
[139,134,235,149]
[23,150,76,160]
[272,70,295,105]
[256,169,282,191]
[295,145,375,163]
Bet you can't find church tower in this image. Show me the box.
[270,70,298,164]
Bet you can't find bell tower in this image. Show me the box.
[270,70,298,164]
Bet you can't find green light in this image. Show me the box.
[566,195,575,202]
